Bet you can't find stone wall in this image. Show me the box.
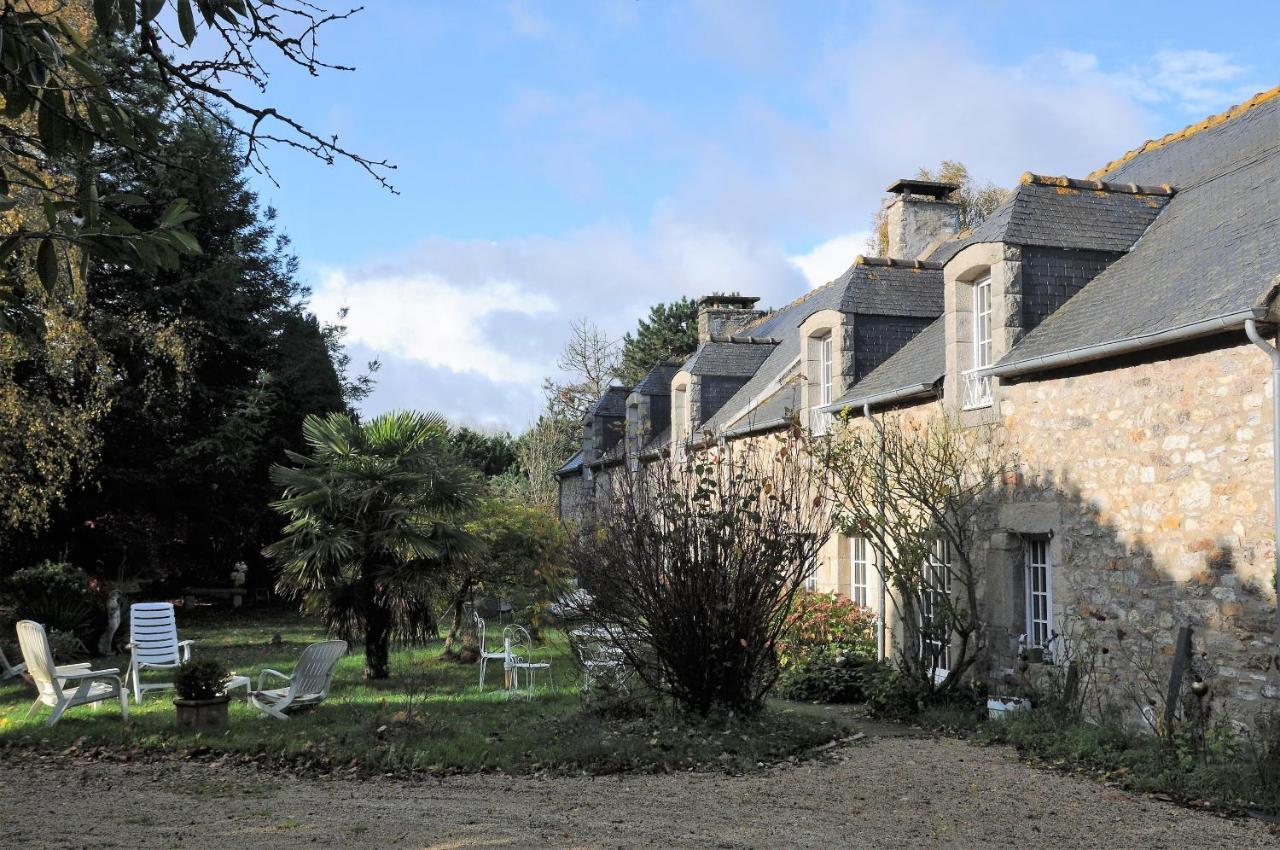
[998,340,1280,718]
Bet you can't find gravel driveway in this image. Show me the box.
[1,736,1276,849]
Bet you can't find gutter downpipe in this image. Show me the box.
[1244,318,1280,634]
[865,403,887,661]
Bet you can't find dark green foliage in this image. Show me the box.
[267,411,482,679]
[776,649,876,704]
[862,662,986,721]
[987,708,1280,814]
[0,1,387,303]
[15,108,356,588]
[2,562,102,647]
[618,297,700,386]
[174,657,231,701]
[449,426,520,478]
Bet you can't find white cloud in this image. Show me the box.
[1049,47,1262,115]
[789,232,868,288]
[320,6,1261,429]
[310,267,555,385]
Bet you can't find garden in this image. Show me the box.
[0,607,850,777]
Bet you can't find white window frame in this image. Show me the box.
[851,536,870,608]
[803,557,818,591]
[1024,537,1053,650]
[962,275,993,409]
[921,539,953,676]
[819,333,833,407]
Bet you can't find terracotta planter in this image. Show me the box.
[174,695,230,732]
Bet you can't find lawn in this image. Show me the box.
[0,608,850,777]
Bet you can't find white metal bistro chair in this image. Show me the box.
[505,625,551,700]
[570,627,629,696]
[249,640,347,720]
[17,620,127,726]
[126,602,194,703]
[475,610,510,690]
[0,641,26,681]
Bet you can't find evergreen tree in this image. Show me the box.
[24,113,361,588]
[618,297,700,386]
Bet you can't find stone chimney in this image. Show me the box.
[697,295,763,343]
[884,179,960,260]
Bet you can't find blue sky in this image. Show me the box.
[239,1,1280,431]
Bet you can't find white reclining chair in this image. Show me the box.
[17,620,127,726]
[126,602,194,703]
[249,640,347,720]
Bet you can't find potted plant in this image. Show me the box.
[174,658,232,732]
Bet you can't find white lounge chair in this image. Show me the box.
[17,620,128,726]
[125,602,194,703]
[1,642,26,681]
[475,611,509,690]
[249,640,347,720]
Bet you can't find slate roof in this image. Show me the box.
[642,425,671,456]
[681,339,777,377]
[946,178,1170,256]
[836,261,944,317]
[698,280,846,431]
[724,383,800,435]
[633,363,679,395]
[699,259,945,431]
[995,88,1280,373]
[586,385,631,418]
[554,450,583,477]
[828,316,945,410]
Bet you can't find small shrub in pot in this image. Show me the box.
[174,658,231,732]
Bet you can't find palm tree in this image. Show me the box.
[265,411,480,679]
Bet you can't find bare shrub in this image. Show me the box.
[570,428,833,716]
[817,411,1011,699]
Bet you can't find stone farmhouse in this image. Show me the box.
[556,87,1280,719]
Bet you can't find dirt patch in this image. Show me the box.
[1,736,1276,848]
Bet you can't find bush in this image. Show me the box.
[174,658,231,701]
[776,648,875,703]
[572,434,833,716]
[3,561,102,647]
[776,591,876,670]
[863,662,986,721]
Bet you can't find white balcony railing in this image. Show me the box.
[961,367,993,410]
[808,407,833,436]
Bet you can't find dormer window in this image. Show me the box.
[672,381,688,444]
[963,274,993,409]
[818,333,833,407]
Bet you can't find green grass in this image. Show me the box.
[981,711,1280,815]
[0,608,849,776]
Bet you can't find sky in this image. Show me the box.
[238,1,1280,432]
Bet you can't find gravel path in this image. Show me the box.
[1,736,1276,849]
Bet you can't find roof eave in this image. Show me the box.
[824,381,938,414]
[723,417,789,438]
[986,308,1265,379]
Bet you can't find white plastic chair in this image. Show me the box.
[475,610,509,690]
[0,642,26,681]
[125,602,194,703]
[17,621,127,726]
[505,625,551,699]
[249,640,347,720]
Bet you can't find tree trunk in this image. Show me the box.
[441,580,473,657]
[361,572,391,679]
[97,590,122,656]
